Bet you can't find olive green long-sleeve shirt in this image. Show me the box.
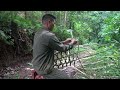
[31,28,73,75]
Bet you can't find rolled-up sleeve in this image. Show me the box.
[48,34,73,52]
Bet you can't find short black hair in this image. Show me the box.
[42,14,56,23]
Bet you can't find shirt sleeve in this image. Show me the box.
[48,34,73,52]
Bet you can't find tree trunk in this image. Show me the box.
[10,21,20,55]
[64,11,67,28]
[24,11,27,19]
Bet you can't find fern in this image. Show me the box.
[0,30,14,45]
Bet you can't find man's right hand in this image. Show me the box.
[63,38,72,45]
[71,38,77,45]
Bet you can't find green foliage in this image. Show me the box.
[14,16,32,29]
[13,12,42,30]
[82,43,120,78]
[100,12,120,45]
[1,11,120,78]
[0,11,120,46]
[0,11,43,45]
[0,30,14,45]
[53,26,71,41]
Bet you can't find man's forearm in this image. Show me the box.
[61,41,65,44]
[62,40,71,45]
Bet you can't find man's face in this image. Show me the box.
[48,20,55,31]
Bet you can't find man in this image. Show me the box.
[31,14,77,79]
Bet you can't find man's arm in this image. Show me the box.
[48,35,74,52]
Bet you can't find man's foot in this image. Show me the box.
[31,69,44,79]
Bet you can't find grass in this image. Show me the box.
[75,43,120,79]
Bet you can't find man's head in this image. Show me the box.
[42,14,56,31]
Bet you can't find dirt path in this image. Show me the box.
[0,55,33,79]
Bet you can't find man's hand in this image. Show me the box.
[71,38,77,45]
[62,38,77,45]
[62,38,72,44]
